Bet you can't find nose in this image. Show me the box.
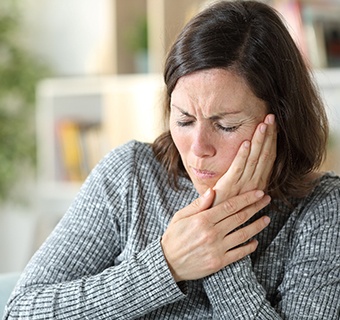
[191,125,216,158]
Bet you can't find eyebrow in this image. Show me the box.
[171,104,241,120]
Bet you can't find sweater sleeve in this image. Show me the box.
[203,257,282,319]
[203,182,340,319]
[4,144,185,319]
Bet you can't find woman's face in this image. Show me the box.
[170,68,268,195]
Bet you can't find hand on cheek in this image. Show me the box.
[213,114,277,206]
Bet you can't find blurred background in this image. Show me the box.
[0,0,340,273]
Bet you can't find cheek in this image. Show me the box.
[217,123,259,170]
[215,136,242,172]
[214,123,257,174]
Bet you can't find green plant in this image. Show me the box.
[0,1,50,202]
[125,15,148,53]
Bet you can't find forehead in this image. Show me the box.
[171,68,266,116]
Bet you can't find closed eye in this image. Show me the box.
[176,121,194,127]
[215,123,241,132]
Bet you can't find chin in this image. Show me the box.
[194,182,214,196]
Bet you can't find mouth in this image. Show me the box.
[191,167,216,179]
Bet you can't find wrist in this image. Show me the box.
[203,256,251,286]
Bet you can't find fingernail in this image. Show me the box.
[260,123,267,134]
[263,216,271,225]
[255,190,264,198]
[267,114,275,124]
[243,141,250,149]
[203,188,211,198]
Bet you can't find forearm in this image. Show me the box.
[4,239,185,319]
[203,256,282,319]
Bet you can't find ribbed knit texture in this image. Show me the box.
[4,141,340,319]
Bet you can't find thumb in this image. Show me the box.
[174,188,215,221]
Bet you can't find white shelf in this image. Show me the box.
[36,74,164,217]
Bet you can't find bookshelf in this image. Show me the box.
[271,0,340,68]
[35,74,164,220]
[115,0,207,74]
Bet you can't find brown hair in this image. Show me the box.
[152,0,328,201]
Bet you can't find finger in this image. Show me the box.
[207,189,265,224]
[220,140,250,182]
[222,239,259,266]
[240,121,267,181]
[251,114,277,187]
[217,194,271,234]
[174,188,215,221]
[212,140,250,206]
[223,215,270,251]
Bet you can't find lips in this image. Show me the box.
[191,167,216,179]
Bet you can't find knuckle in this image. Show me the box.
[242,192,255,206]
[206,256,224,273]
[201,230,217,246]
[237,228,249,243]
[192,215,207,230]
[191,217,217,242]
[262,150,276,163]
[249,157,259,167]
[191,197,202,210]
[201,228,220,245]
[223,199,237,213]
[261,150,271,162]
[233,211,247,225]
[234,165,244,175]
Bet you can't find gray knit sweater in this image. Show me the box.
[4,141,340,319]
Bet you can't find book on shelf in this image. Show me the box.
[56,120,106,182]
[301,1,340,68]
[273,0,309,60]
[323,20,340,67]
[274,0,340,68]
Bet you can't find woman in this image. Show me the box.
[5,1,339,319]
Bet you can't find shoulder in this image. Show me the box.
[100,140,154,167]
[300,172,340,217]
[95,140,160,180]
[90,140,189,197]
[77,140,163,197]
[291,172,340,245]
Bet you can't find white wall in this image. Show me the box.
[0,207,37,273]
[20,0,115,76]
[0,170,39,273]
